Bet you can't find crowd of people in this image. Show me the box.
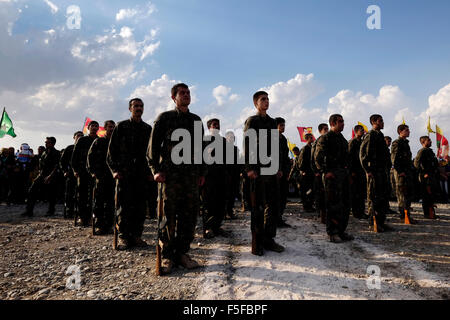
[1,83,449,275]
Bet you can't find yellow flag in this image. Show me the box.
[427,117,435,134]
[287,139,297,158]
[402,116,405,125]
[357,122,369,133]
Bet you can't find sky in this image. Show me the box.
[0,0,449,155]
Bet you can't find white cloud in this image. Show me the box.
[115,2,156,22]
[116,8,139,21]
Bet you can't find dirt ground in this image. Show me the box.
[0,199,449,300]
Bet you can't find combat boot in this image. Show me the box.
[339,233,354,242]
[117,238,131,251]
[161,259,176,274]
[329,234,343,243]
[179,254,201,269]
[264,239,285,253]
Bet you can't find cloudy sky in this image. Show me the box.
[1,0,449,155]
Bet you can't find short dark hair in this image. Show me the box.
[88,120,99,128]
[171,83,189,97]
[46,137,56,145]
[420,136,430,144]
[73,131,83,138]
[354,125,364,133]
[104,120,116,128]
[275,117,285,126]
[129,98,144,108]
[292,147,300,153]
[207,118,220,129]
[397,124,409,134]
[253,91,268,103]
[318,123,328,132]
[370,114,383,125]
[305,133,314,140]
[385,136,392,142]
[329,114,343,126]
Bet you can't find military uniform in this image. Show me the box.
[360,129,391,228]
[314,130,350,237]
[60,145,76,218]
[391,137,413,218]
[298,144,314,211]
[107,119,152,243]
[25,147,60,215]
[348,137,366,218]
[148,108,206,263]
[87,137,115,232]
[244,113,280,255]
[71,135,97,225]
[414,147,439,217]
[311,137,327,222]
[225,143,242,219]
[278,133,291,222]
[202,134,228,235]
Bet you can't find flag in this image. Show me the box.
[436,125,449,159]
[0,108,17,138]
[287,138,297,158]
[427,117,435,134]
[82,117,106,138]
[402,116,405,125]
[297,127,315,143]
[351,121,369,139]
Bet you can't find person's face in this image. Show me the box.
[400,127,410,138]
[277,123,285,133]
[209,120,220,132]
[425,138,432,148]
[129,100,144,118]
[293,150,300,157]
[105,123,115,136]
[74,133,83,143]
[254,95,269,113]
[385,139,392,147]
[172,87,191,108]
[333,117,344,132]
[320,126,329,135]
[89,123,99,135]
[355,129,365,139]
[375,117,384,130]
[38,147,45,155]
[45,139,54,149]
[226,133,235,144]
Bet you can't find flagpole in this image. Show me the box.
[0,108,5,127]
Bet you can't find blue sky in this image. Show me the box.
[1,0,449,154]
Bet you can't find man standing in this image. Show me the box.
[348,125,368,219]
[391,124,416,223]
[22,137,60,217]
[414,136,439,219]
[148,83,206,273]
[314,115,353,243]
[311,123,329,224]
[202,118,228,239]
[107,99,152,249]
[60,131,83,218]
[244,91,284,256]
[88,120,116,234]
[296,133,315,213]
[360,114,394,232]
[225,131,241,220]
[72,121,99,226]
[276,117,292,227]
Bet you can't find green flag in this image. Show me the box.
[0,108,17,138]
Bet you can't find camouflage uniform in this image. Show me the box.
[348,137,366,217]
[298,144,314,211]
[25,147,60,215]
[107,119,152,242]
[278,133,291,221]
[71,135,97,225]
[414,147,439,217]
[244,113,279,253]
[391,137,413,217]
[87,136,115,232]
[60,145,76,218]
[360,129,391,227]
[314,130,350,236]
[202,135,227,233]
[148,108,206,263]
[311,137,327,221]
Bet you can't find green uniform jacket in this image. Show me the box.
[39,147,61,177]
[87,137,111,178]
[314,130,349,174]
[72,135,97,176]
[360,129,391,174]
[348,138,363,174]
[414,147,438,182]
[391,138,412,174]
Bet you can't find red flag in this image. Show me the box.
[436,125,449,159]
[82,117,106,138]
[297,127,315,143]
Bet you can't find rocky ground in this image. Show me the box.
[0,199,449,300]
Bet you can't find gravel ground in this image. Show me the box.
[0,199,449,300]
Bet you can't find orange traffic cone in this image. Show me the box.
[404,209,411,225]
[373,216,378,232]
